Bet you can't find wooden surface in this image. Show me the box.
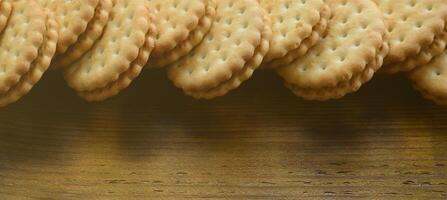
[0,70,446,199]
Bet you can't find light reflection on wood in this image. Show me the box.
[0,71,446,199]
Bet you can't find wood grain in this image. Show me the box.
[0,70,446,199]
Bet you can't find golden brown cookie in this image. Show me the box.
[186,16,271,99]
[52,0,113,68]
[259,0,329,68]
[64,1,156,101]
[373,0,447,74]
[147,0,216,68]
[287,39,389,100]
[0,0,57,107]
[265,4,331,69]
[45,0,100,55]
[168,0,268,99]
[390,24,447,73]
[277,0,388,101]
[409,50,447,105]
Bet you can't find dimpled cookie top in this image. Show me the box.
[278,0,386,89]
[169,0,265,92]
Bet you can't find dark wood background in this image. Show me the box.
[0,70,446,199]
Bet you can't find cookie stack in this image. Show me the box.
[168,0,271,99]
[260,0,330,69]
[374,0,447,74]
[1,0,447,107]
[64,0,157,101]
[275,0,388,100]
[398,0,447,105]
[147,0,216,68]
[50,0,113,68]
[0,0,57,107]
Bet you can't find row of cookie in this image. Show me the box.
[168,0,447,104]
[1,0,447,107]
[53,0,447,106]
[165,0,447,103]
[0,0,211,107]
[46,0,380,101]
[16,0,156,102]
[0,0,266,106]
[272,0,447,103]
[270,0,447,104]
[55,0,218,101]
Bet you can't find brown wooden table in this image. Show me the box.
[0,70,446,199]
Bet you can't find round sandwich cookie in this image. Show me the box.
[409,50,447,105]
[52,0,113,69]
[259,0,330,69]
[393,24,447,74]
[185,17,271,99]
[168,0,269,99]
[372,0,447,74]
[147,0,216,68]
[40,0,99,55]
[287,38,389,100]
[266,5,330,69]
[277,0,388,101]
[64,0,157,102]
[0,0,58,107]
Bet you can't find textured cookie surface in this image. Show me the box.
[266,4,330,69]
[409,51,447,105]
[168,0,265,93]
[0,7,58,107]
[64,0,151,95]
[277,0,386,99]
[259,0,326,63]
[288,39,389,101]
[389,25,447,74]
[373,0,447,73]
[53,0,113,68]
[49,0,99,54]
[0,0,11,35]
[78,8,157,102]
[186,16,271,99]
[78,33,156,102]
[35,0,55,8]
[148,0,216,68]
[149,0,208,56]
[0,0,46,94]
